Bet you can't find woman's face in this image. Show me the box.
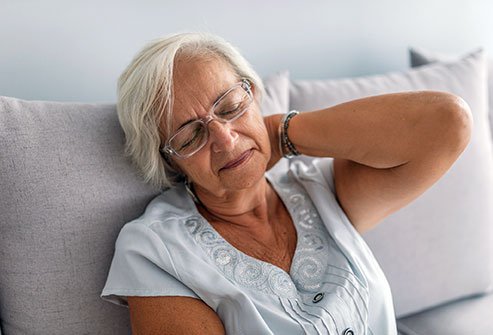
[165,55,271,197]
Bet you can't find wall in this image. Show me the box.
[1,0,492,102]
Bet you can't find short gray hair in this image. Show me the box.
[116,32,265,190]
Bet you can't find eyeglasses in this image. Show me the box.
[160,78,253,159]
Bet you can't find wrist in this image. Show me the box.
[278,110,301,158]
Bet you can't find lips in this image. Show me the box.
[220,149,253,171]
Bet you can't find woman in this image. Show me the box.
[101,32,472,334]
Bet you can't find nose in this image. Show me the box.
[206,119,238,153]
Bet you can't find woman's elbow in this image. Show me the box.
[434,92,474,150]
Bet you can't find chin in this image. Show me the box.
[218,151,267,190]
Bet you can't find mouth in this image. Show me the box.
[220,149,254,171]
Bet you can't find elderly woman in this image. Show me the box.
[101,32,472,335]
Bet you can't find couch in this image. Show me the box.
[0,47,492,334]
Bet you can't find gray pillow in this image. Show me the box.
[290,49,493,317]
[260,69,290,116]
[0,99,149,335]
[0,71,290,334]
[409,46,493,144]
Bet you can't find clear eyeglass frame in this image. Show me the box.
[160,78,253,159]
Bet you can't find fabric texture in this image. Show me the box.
[0,98,153,335]
[289,49,493,317]
[260,70,290,116]
[102,158,397,335]
[259,70,291,175]
[396,291,493,335]
[0,71,290,334]
[409,46,493,145]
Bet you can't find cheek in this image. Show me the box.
[247,113,270,149]
[175,153,214,183]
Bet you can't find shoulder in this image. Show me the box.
[103,184,204,294]
[141,183,196,225]
[290,157,334,183]
[265,158,336,209]
[266,157,334,189]
[116,184,197,249]
[275,158,361,237]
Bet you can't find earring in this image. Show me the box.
[184,179,201,204]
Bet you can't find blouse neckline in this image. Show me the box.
[182,171,332,298]
[188,173,302,279]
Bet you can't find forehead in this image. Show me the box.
[163,55,239,137]
[171,55,238,113]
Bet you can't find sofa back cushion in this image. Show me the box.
[289,49,493,317]
[0,71,290,334]
[0,99,148,334]
[409,46,493,144]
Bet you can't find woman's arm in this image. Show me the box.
[289,91,472,166]
[128,296,226,335]
[265,91,473,233]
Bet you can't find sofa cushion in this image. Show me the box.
[289,49,493,317]
[396,292,493,335]
[0,71,290,334]
[409,46,493,144]
[0,98,148,334]
[260,69,290,116]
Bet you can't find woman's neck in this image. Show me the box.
[193,177,279,231]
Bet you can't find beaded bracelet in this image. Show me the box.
[278,110,300,158]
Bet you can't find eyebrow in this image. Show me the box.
[175,85,233,131]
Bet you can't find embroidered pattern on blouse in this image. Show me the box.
[276,174,370,333]
[275,174,340,292]
[184,216,298,298]
[184,171,369,319]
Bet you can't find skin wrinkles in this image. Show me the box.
[130,39,472,335]
[163,55,284,233]
[128,56,289,335]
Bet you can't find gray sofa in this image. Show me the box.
[1,48,492,334]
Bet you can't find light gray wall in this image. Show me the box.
[1,0,492,102]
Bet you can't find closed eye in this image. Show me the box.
[217,103,240,117]
[179,128,202,149]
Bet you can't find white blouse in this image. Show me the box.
[101,158,397,335]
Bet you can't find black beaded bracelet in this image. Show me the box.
[278,110,300,158]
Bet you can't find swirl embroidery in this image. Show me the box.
[185,216,297,298]
[183,173,370,332]
[184,173,366,306]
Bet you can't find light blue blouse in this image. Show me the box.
[101,158,397,335]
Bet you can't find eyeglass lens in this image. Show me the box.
[169,84,251,157]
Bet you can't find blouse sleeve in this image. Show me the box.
[309,157,336,192]
[289,157,363,238]
[100,221,199,308]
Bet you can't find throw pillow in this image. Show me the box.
[289,49,493,317]
[0,71,290,334]
[409,46,493,145]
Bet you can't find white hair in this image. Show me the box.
[116,32,265,190]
